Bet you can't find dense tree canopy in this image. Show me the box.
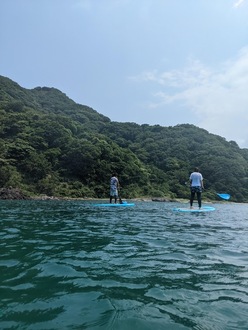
[0,75,248,202]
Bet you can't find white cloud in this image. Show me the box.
[233,0,245,8]
[132,47,248,147]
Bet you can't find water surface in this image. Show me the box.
[1,200,248,329]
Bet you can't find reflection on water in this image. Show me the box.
[1,200,248,329]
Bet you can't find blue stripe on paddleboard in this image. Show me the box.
[173,206,215,212]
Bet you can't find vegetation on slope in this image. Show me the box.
[0,75,248,202]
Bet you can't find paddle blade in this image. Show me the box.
[217,193,230,200]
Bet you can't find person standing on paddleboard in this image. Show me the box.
[109,173,119,204]
[189,167,204,209]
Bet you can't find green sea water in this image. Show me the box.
[1,200,248,330]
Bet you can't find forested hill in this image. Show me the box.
[0,75,248,202]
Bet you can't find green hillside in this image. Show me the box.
[0,75,248,202]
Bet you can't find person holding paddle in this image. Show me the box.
[189,167,204,209]
[109,172,120,204]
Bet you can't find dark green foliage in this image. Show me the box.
[0,75,247,201]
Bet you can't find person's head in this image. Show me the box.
[194,167,199,172]
[112,172,117,177]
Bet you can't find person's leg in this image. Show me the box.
[190,191,195,208]
[114,189,118,203]
[110,195,113,203]
[197,192,202,208]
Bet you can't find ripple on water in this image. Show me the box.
[1,200,248,329]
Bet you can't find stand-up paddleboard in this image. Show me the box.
[94,202,135,207]
[173,206,215,213]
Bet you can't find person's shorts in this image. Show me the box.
[190,186,202,193]
[110,187,118,197]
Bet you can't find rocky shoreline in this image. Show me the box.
[0,187,226,204]
[0,188,68,201]
[0,187,31,200]
[0,188,180,202]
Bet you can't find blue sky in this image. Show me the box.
[1,0,248,147]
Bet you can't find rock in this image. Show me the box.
[0,187,30,200]
[152,198,171,202]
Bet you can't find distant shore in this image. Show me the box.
[0,187,243,203]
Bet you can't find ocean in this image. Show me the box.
[1,200,248,329]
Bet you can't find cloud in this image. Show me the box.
[233,0,245,8]
[132,47,248,147]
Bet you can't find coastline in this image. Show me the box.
[0,187,244,204]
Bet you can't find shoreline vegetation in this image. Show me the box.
[1,76,248,203]
[0,187,237,204]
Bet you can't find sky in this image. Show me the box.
[1,0,248,148]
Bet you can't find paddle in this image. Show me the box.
[184,182,230,201]
[118,188,127,204]
[118,188,123,204]
[217,193,230,200]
